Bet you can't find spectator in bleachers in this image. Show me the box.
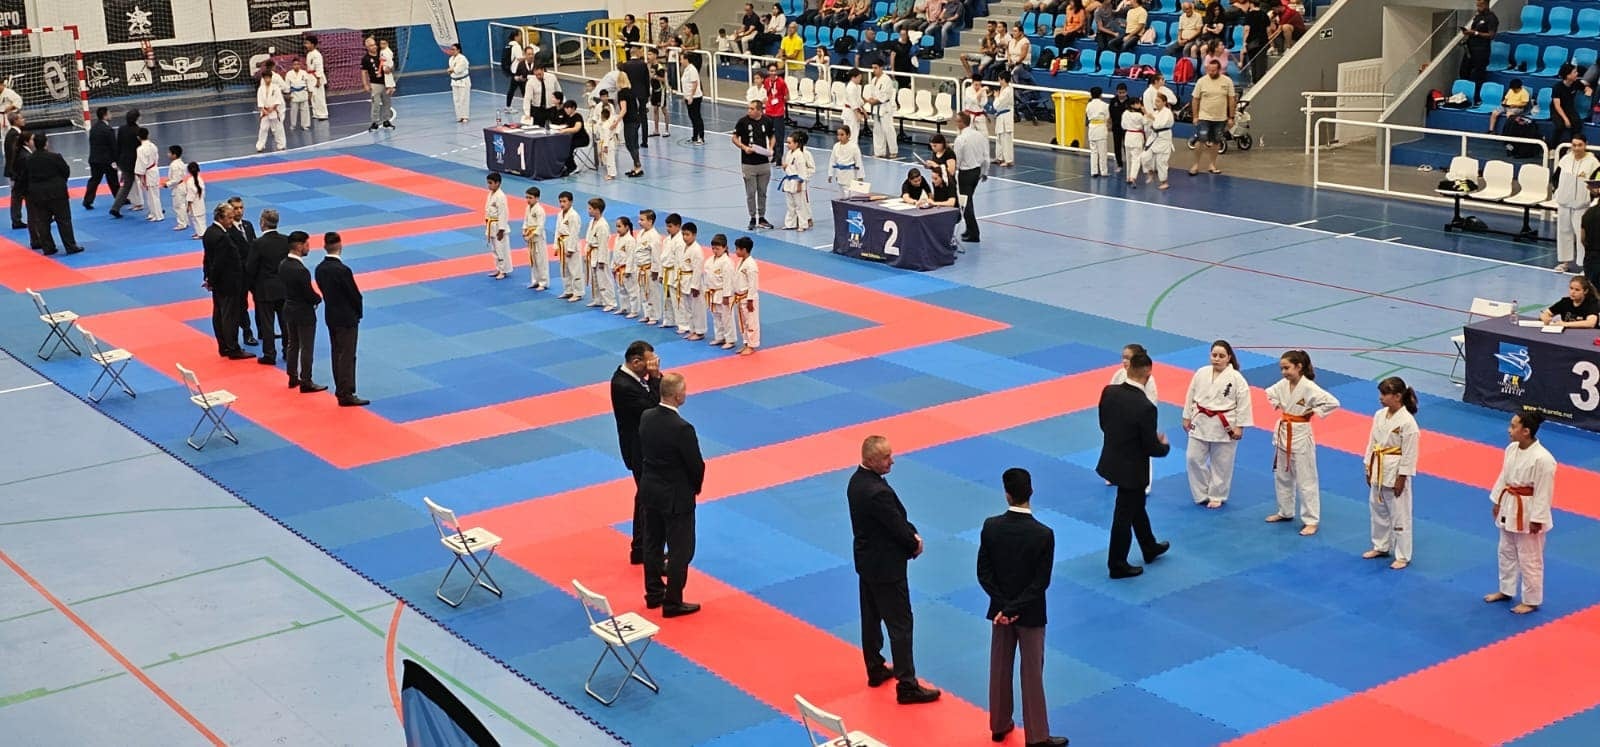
[1196,4,1225,57]
[1237,0,1271,84]
[1006,24,1033,75]
[1094,0,1122,53]
[1268,1,1305,54]
[881,0,917,29]
[1168,2,1202,58]
[1200,38,1229,73]
[888,29,919,86]
[735,4,761,53]
[844,0,875,27]
[931,1,965,49]
[781,23,806,71]
[1460,0,1497,105]
[1486,79,1529,135]
[857,27,885,67]
[963,23,1001,79]
[819,0,846,25]
[1055,0,1089,49]
[768,3,789,36]
[799,0,823,25]
[1115,0,1150,54]
[894,0,933,33]
[1552,64,1587,148]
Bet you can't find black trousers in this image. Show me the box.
[211,292,243,356]
[1108,484,1159,569]
[859,577,916,685]
[505,78,522,107]
[687,98,705,140]
[84,163,119,207]
[1112,129,1127,168]
[237,290,254,337]
[1245,43,1267,85]
[630,470,645,560]
[623,118,642,168]
[329,325,359,399]
[769,114,787,164]
[529,106,551,127]
[30,196,78,250]
[8,178,25,228]
[110,166,138,212]
[642,506,695,605]
[283,319,315,383]
[958,167,981,239]
[254,298,285,358]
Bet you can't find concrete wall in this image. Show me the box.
[1243,0,1387,147]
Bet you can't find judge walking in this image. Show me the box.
[1097,350,1172,579]
[611,340,662,565]
[638,373,704,617]
[316,232,369,406]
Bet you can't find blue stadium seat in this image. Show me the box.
[1151,21,1169,47]
[1097,50,1116,74]
[1489,41,1512,71]
[1040,14,1056,33]
[1536,45,1568,76]
[1470,82,1503,112]
[1512,5,1544,34]
[1578,9,1600,39]
[1229,26,1244,50]
[1022,10,1039,30]
[1137,53,1158,68]
[874,2,890,19]
[919,32,935,49]
[1117,51,1136,70]
[803,26,817,47]
[1157,55,1176,79]
[1541,7,1574,36]
[1536,87,1553,118]
[1450,78,1475,101]
[1511,42,1539,72]
[1576,46,1598,72]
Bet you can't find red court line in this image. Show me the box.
[473,368,1114,746]
[0,548,227,746]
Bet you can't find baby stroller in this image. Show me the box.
[1186,100,1253,153]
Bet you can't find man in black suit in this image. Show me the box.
[245,209,290,365]
[202,204,253,360]
[637,373,704,617]
[5,112,27,231]
[109,109,142,218]
[1097,350,1171,579]
[84,107,121,210]
[847,435,941,705]
[26,133,84,256]
[316,231,369,407]
[279,231,324,391]
[611,340,662,565]
[228,197,259,346]
[978,468,1067,747]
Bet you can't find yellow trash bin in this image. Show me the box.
[1053,91,1090,149]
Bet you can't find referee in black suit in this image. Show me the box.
[638,373,704,617]
[847,435,941,705]
[611,340,662,565]
[202,204,252,360]
[316,231,368,407]
[1096,350,1171,579]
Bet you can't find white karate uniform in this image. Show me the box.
[599,115,621,178]
[841,82,864,145]
[524,203,550,288]
[1265,377,1341,526]
[284,69,312,130]
[828,140,864,188]
[660,230,683,328]
[961,86,988,135]
[168,158,200,232]
[556,207,584,299]
[1086,98,1112,176]
[1490,441,1556,607]
[637,227,662,320]
[485,189,511,275]
[1144,106,1175,182]
[1120,110,1146,182]
[681,241,708,335]
[1553,152,1599,265]
[782,146,816,229]
[992,85,1015,164]
[628,231,653,318]
[448,53,471,120]
[1365,407,1420,563]
[706,252,736,344]
[306,48,328,119]
[1183,365,1252,505]
[134,141,164,220]
[613,233,637,314]
[867,72,898,158]
[586,218,615,309]
[255,80,287,152]
[735,255,761,348]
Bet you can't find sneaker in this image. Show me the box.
[368,123,379,131]
[381,120,395,129]
[757,219,775,230]
[747,219,758,230]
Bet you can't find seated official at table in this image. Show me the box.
[900,168,929,203]
[550,99,590,176]
[1540,276,1600,328]
[922,167,958,208]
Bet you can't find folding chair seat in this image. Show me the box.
[177,363,238,450]
[1450,297,1516,384]
[1489,41,1511,71]
[25,288,82,360]
[79,326,135,403]
[424,497,504,608]
[795,694,888,747]
[1473,159,1516,200]
[795,76,817,105]
[1505,164,1551,206]
[573,580,660,706]
[912,88,937,121]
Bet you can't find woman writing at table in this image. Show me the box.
[1539,276,1600,328]
[900,168,930,203]
[923,167,958,208]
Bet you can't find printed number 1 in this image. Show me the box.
[883,220,900,257]
[1572,361,1600,412]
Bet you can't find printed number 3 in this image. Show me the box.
[1573,361,1600,412]
[883,220,900,257]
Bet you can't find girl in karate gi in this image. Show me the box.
[1485,412,1556,615]
[1120,98,1146,188]
[134,129,164,221]
[597,103,621,180]
[1265,350,1341,535]
[167,146,201,237]
[1183,339,1252,509]
[612,216,637,315]
[1086,86,1111,177]
[781,131,816,230]
[1364,377,1419,570]
[172,159,206,239]
[1110,343,1159,493]
[961,77,988,137]
[989,72,1015,167]
[1142,92,1175,190]
[841,68,865,145]
[827,126,864,189]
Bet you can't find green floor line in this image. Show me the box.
[67,557,263,606]
[0,505,247,527]
[0,672,126,708]
[1144,233,1335,328]
[142,615,347,670]
[1269,265,1498,323]
[0,452,162,490]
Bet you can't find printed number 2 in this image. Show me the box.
[883,220,900,256]
[1573,361,1600,412]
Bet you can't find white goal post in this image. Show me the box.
[0,25,90,129]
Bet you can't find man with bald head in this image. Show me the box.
[638,372,704,617]
[847,435,941,704]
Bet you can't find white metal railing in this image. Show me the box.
[1301,91,1390,154]
[1312,117,1549,214]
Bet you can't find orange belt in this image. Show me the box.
[1498,484,1534,532]
[1367,445,1403,498]
[1274,412,1313,472]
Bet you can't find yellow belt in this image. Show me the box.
[1367,445,1403,499]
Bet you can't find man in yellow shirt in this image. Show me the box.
[780,23,806,72]
[1488,78,1531,134]
[1189,59,1236,175]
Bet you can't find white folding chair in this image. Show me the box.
[177,363,238,450]
[1474,159,1517,200]
[795,695,887,747]
[423,497,504,608]
[1504,164,1551,207]
[1445,155,1480,182]
[79,326,135,403]
[912,89,937,122]
[25,288,82,360]
[795,76,817,105]
[573,579,660,706]
[1450,297,1516,384]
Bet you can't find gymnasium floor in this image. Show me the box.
[4,81,1600,746]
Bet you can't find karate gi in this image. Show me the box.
[613,232,637,314]
[1120,110,1145,183]
[1365,407,1420,563]
[485,188,512,276]
[991,85,1015,164]
[598,115,622,179]
[681,241,708,336]
[961,85,988,136]
[1265,377,1340,527]
[585,217,615,309]
[706,252,736,344]
[660,230,683,328]
[628,231,653,318]
[1143,106,1175,183]
[1183,365,1252,505]
[829,140,865,187]
[782,146,816,229]
[168,158,201,234]
[556,207,584,299]
[637,227,662,321]
[306,48,328,119]
[255,80,287,152]
[1086,98,1112,176]
[1552,152,1599,266]
[840,81,864,145]
[735,255,761,349]
[867,71,898,158]
[524,202,550,289]
[448,53,472,120]
[1490,441,1556,607]
[284,69,312,130]
[134,140,164,220]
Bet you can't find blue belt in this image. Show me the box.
[832,163,859,170]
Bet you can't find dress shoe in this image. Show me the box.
[299,383,328,393]
[1109,565,1144,580]
[867,666,895,687]
[288,378,300,389]
[110,209,123,218]
[225,351,254,360]
[41,247,58,256]
[896,683,942,705]
[661,602,701,618]
[1143,541,1170,564]
[1026,738,1069,747]
[630,553,644,565]
[65,246,85,255]
[257,356,277,365]
[10,222,25,229]
[992,725,1014,742]
[244,335,259,346]
[338,396,371,407]
[645,598,662,609]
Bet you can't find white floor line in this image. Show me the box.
[979,197,1095,219]
[1292,219,1318,226]
[0,382,52,396]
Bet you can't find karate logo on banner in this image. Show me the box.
[104,0,176,44]
[847,210,865,248]
[1495,342,1532,397]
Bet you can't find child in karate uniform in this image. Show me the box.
[285,59,313,130]
[1120,98,1146,188]
[134,128,164,221]
[705,233,737,348]
[1264,350,1341,536]
[1086,86,1111,177]
[612,216,636,315]
[524,186,550,291]
[167,146,200,236]
[827,126,864,188]
[1485,412,1556,615]
[1142,93,1175,189]
[660,214,684,329]
[635,210,661,322]
[781,132,816,230]
[585,197,615,310]
[990,71,1015,167]
[1109,342,1159,493]
[1364,377,1420,570]
[733,236,760,355]
[484,172,511,279]
[598,104,621,180]
[679,222,707,340]
[555,191,584,301]
[1183,339,1252,508]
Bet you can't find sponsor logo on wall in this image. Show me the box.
[104,0,176,44]
[41,61,71,101]
[157,54,209,83]
[215,50,244,81]
[0,0,27,30]
[247,0,311,33]
[85,35,308,99]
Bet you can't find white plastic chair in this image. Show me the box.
[177,363,238,450]
[79,326,135,403]
[1505,164,1551,205]
[25,288,81,360]
[1450,297,1517,384]
[932,92,955,122]
[1445,155,1480,182]
[813,79,835,107]
[795,695,887,747]
[786,75,803,104]
[912,89,937,121]
[830,81,848,113]
[895,87,916,114]
[794,77,816,105]
[424,496,504,608]
[573,579,660,706]
[1474,160,1517,200]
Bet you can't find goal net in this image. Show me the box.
[0,26,89,129]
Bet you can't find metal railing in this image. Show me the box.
[1300,91,1389,154]
[1312,117,1549,214]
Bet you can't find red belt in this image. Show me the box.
[1195,405,1233,432]
[1498,484,1534,532]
